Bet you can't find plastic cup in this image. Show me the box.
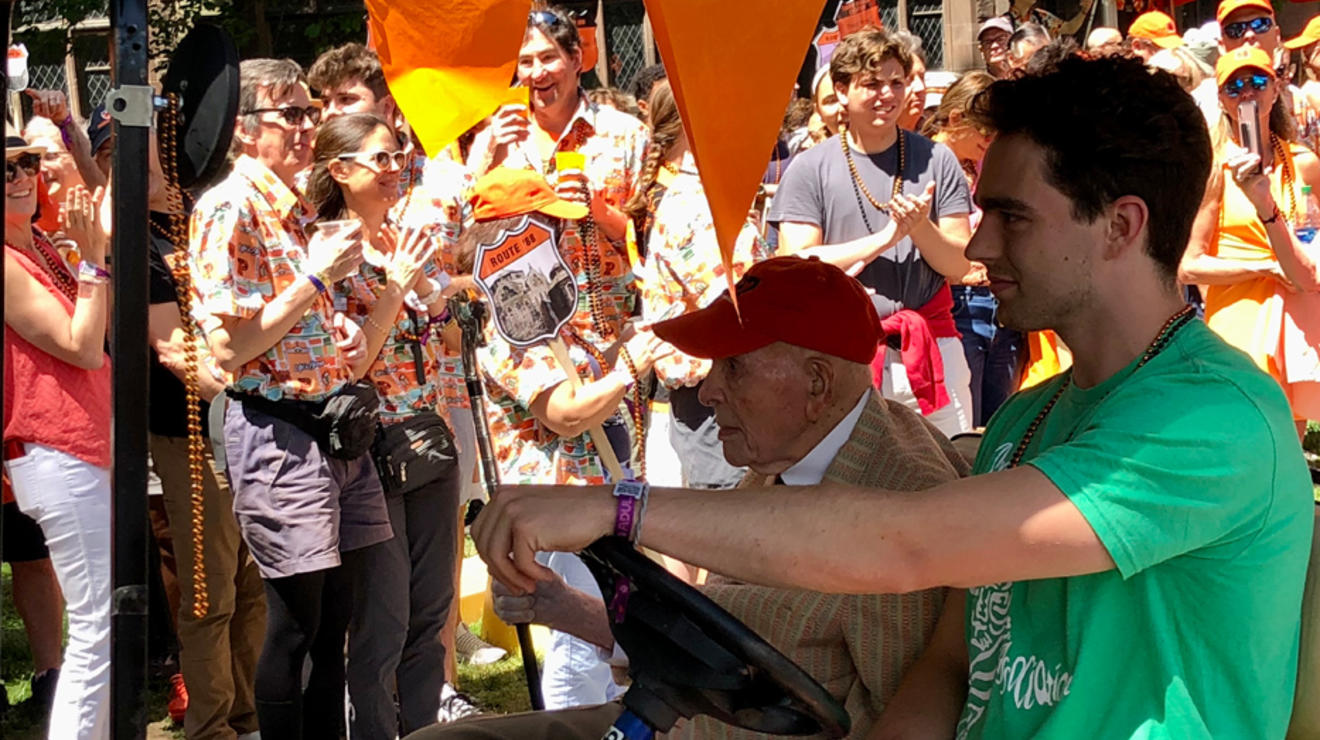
[501,86,530,120]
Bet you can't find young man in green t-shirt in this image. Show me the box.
[469,56,1315,739]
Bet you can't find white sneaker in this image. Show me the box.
[436,683,481,723]
[455,622,507,666]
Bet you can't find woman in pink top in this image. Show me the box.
[2,133,111,740]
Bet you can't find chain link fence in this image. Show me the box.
[603,0,647,93]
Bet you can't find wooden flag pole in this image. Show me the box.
[546,337,629,482]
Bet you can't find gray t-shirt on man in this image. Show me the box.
[769,130,971,318]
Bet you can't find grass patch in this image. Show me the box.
[457,654,536,715]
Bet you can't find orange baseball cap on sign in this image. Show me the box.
[1217,0,1274,25]
[1216,45,1276,86]
[1128,12,1183,48]
[653,257,882,365]
[469,167,588,222]
[1284,16,1320,49]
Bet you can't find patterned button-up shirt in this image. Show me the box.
[642,155,770,388]
[472,93,649,223]
[414,155,476,411]
[335,256,454,429]
[190,155,350,401]
[477,324,612,485]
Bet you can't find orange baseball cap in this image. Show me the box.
[1217,0,1274,25]
[1128,12,1183,49]
[1284,16,1320,49]
[653,257,882,365]
[469,167,588,222]
[1216,45,1276,86]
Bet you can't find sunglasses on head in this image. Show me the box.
[6,152,39,183]
[1223,16,1273,40]
[243,105,322,127]
[337,149,408,172]
[1223,72,1272,97]
[529,10,564,27]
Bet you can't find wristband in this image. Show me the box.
[57,116,75,150]
[609,480,649,623]
[612,480,648,541]
[77,260,111,284]
[1260,205,1281,225]
[306,272,328,293]
[607,367,636,391]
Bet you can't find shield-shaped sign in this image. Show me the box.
[473,214,579,347]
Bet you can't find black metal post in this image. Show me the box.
[108,1,150,737]
[452,295,545,711]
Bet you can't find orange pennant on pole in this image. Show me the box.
[646,0,827,303]
[366,0,531,157]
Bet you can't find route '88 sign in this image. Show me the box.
[473,214,579,347]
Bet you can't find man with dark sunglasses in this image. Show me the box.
[188,57,392,739]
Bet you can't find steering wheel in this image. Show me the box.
[579,537,851,738]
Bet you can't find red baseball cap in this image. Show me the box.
[653,257,881,365]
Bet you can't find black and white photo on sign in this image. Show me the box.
[474,214,579,347]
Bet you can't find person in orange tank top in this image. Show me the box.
[1179,46,1320,437]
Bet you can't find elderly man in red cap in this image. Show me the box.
[405,256,970,739]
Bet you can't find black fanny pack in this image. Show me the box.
[229,380,380,460]
[371,412,457,493]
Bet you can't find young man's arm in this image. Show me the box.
[473,464,1114,595]
[868,589,970,739]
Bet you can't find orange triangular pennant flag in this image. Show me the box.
[365,0,531,157]
[646,0,827,303]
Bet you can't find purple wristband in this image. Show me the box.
[306,273,327,293]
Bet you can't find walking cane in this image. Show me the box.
[451,293,545,711]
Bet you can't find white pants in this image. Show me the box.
[880,336,974,438]
[5,443,111,740]
[535,551,625,709]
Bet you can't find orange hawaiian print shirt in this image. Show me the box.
[642,155,769,389]
[477,324,613,486]
[189,155,351,402]
[335,256,455,429]
[471,92,649,251]
[411,155,476,411]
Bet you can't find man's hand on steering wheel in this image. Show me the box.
[472,484,616,593]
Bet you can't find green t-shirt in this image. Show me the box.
[957,321,1313,740]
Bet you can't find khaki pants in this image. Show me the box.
[404,701,624,739]
[151,432,266,740]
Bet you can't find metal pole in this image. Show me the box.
[451,295,545,711]
[108,1,150,736]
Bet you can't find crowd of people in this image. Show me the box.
[1,1,1317,739]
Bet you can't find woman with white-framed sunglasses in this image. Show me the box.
[305,111,473,736]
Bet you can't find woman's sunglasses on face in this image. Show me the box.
[337,149,408,172]
[243,105,323,127]
[6,153,40,183]
[1223,73,1272,98]
[1223,16,1273,40]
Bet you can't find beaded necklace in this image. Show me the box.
[1007,306,1195,469]
[8,229,78,303]
[841,125,906,227]
[545,122,615,341]
[156,92,210,618]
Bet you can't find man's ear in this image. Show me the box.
[804,355,835,419]
[380,94,399,128]
[1104,195,1149,262]
[233,116,255,148]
